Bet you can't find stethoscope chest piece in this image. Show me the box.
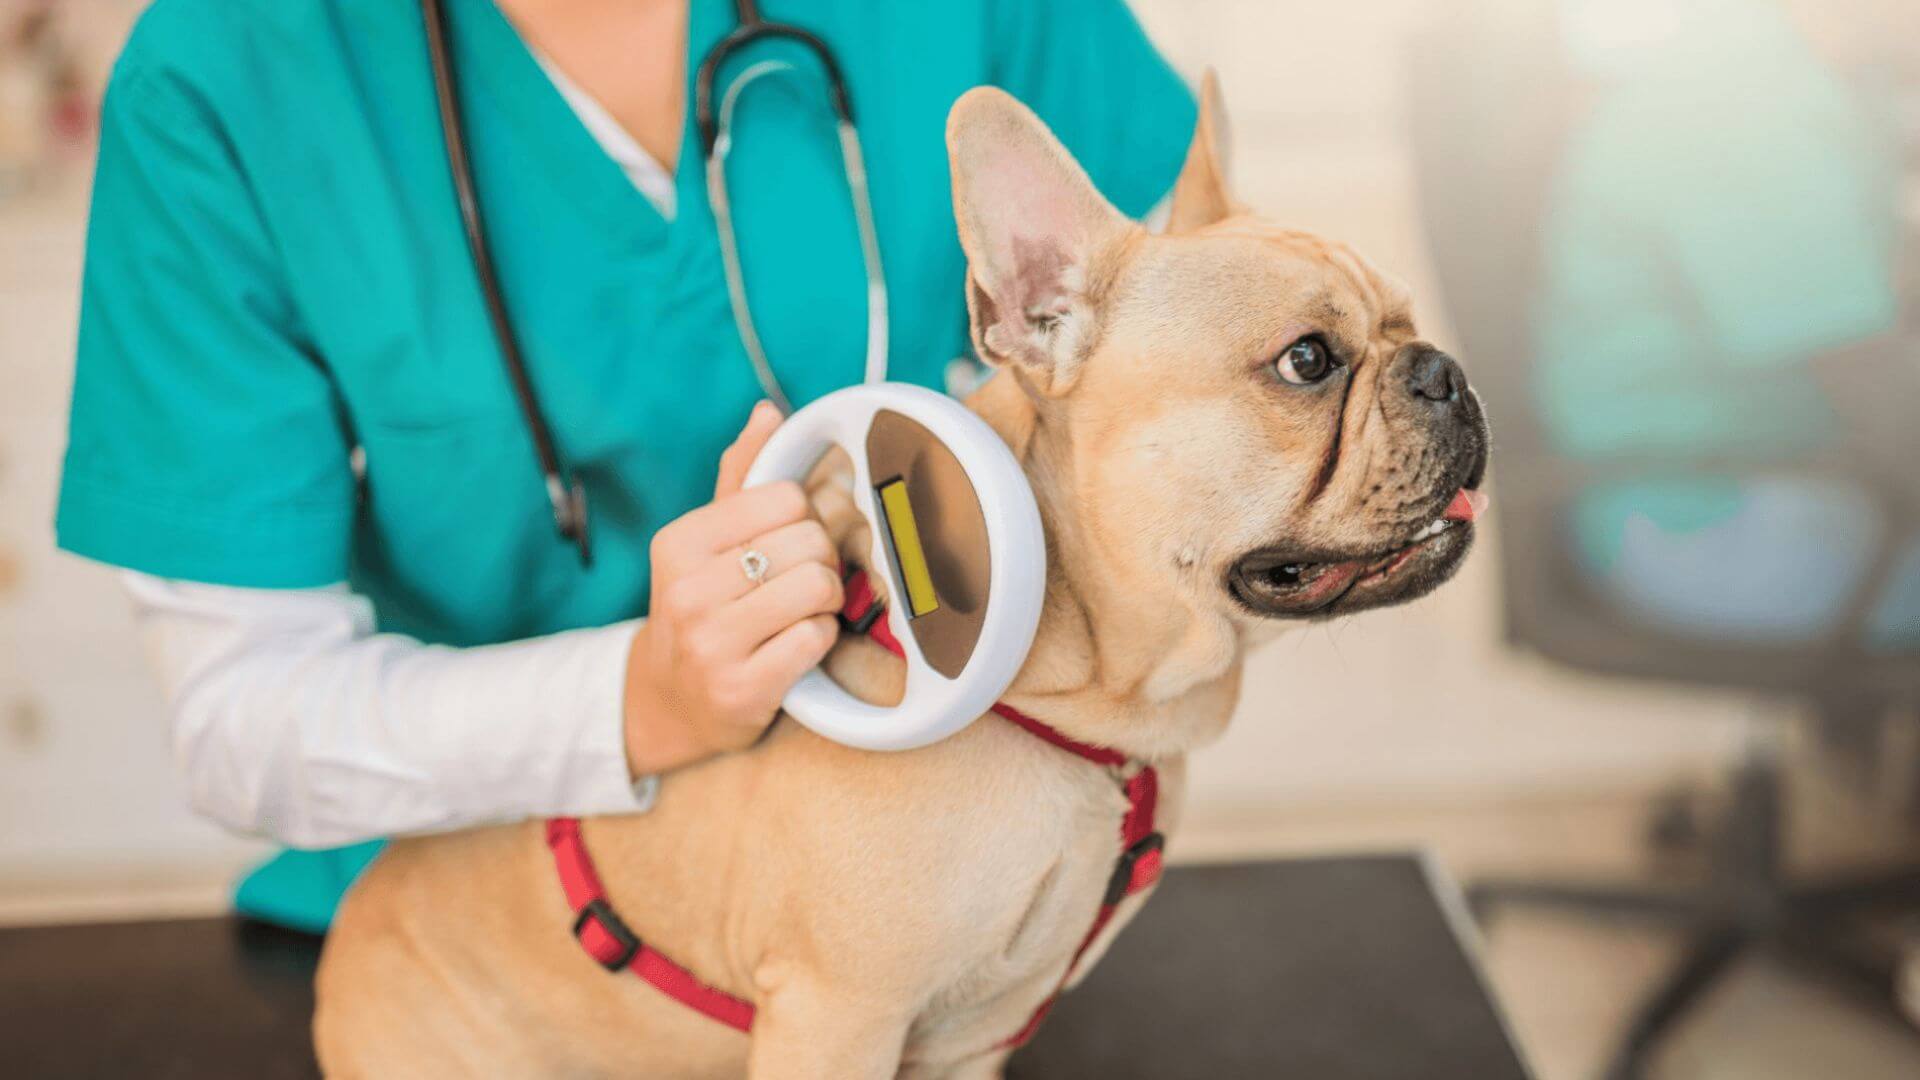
[744,384,1045,751]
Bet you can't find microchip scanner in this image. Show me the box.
[744,384,1045,751]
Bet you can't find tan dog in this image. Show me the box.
[313,79,1489,1079]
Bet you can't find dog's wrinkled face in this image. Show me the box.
[1116,229,1490,622]
[948,81,1488,627]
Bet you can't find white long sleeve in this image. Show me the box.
[122,572,658,849]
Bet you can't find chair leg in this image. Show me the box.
[1468,881,1709,928]
[1773,925,1905,1013]
[1770,916,1920,1042]
[1792,867,1920,915]
[1602,929,1746,1080]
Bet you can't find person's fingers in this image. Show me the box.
[739,613,840,699]
[702,609,838,750]
[725,518,839,583]
[708,561,844,656]
[663,481,812,562]
[713,401,782,499]
[662,520,837,616]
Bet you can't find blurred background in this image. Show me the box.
[2,0,1917,1077]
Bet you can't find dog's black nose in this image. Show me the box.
[1407,349,1465,405]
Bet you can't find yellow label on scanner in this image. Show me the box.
[877,479,940,617]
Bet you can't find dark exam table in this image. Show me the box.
[0,854,1532,1079]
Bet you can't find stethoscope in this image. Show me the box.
[419,0,889,568]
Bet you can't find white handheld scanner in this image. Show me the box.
[743,384,1045,751]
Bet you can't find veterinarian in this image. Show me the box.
[56,0,1195,932]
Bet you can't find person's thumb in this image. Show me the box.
[714,401,782,498]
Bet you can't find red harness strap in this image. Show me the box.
[546,817,756,1031]
[546,570,1163,1050]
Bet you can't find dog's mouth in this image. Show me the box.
[1227,487,1488,619]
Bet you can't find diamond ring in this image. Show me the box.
[740,548,770,586]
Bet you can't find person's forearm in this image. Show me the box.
[124,573,655,848]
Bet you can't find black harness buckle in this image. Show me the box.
[839,590,885,636]
[572,898,642,972]
[1104,832,1166,906]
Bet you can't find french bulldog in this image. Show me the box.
[313,76,1489,1079]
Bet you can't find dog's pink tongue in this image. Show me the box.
[1443,489,1489,523]
[1298,560,1366,606]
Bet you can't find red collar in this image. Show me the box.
[547,569,1163,1050]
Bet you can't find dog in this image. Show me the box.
[313,77,1490,1079]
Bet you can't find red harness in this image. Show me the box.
[547,570,1163,1050]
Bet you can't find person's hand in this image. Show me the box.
[622,402,844,777]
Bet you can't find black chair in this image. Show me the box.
[1406,5,1920,1077]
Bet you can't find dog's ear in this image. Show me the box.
[947,87,1131,396]
[1168,71,1237,234]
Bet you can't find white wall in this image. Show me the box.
[0,0,1749,917]
[1,184,275,910]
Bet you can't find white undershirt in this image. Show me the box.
[124,573,653,847]
[535,51,678,219]
[125,61,675,849]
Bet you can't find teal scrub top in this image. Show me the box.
[57,0,1195,932]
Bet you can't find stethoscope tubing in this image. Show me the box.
[421,0,592,565]
[420,0,885,567]
[695,14,854,155]
[706,60,889,417]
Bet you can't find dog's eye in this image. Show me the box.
[1275,336,1340,385]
